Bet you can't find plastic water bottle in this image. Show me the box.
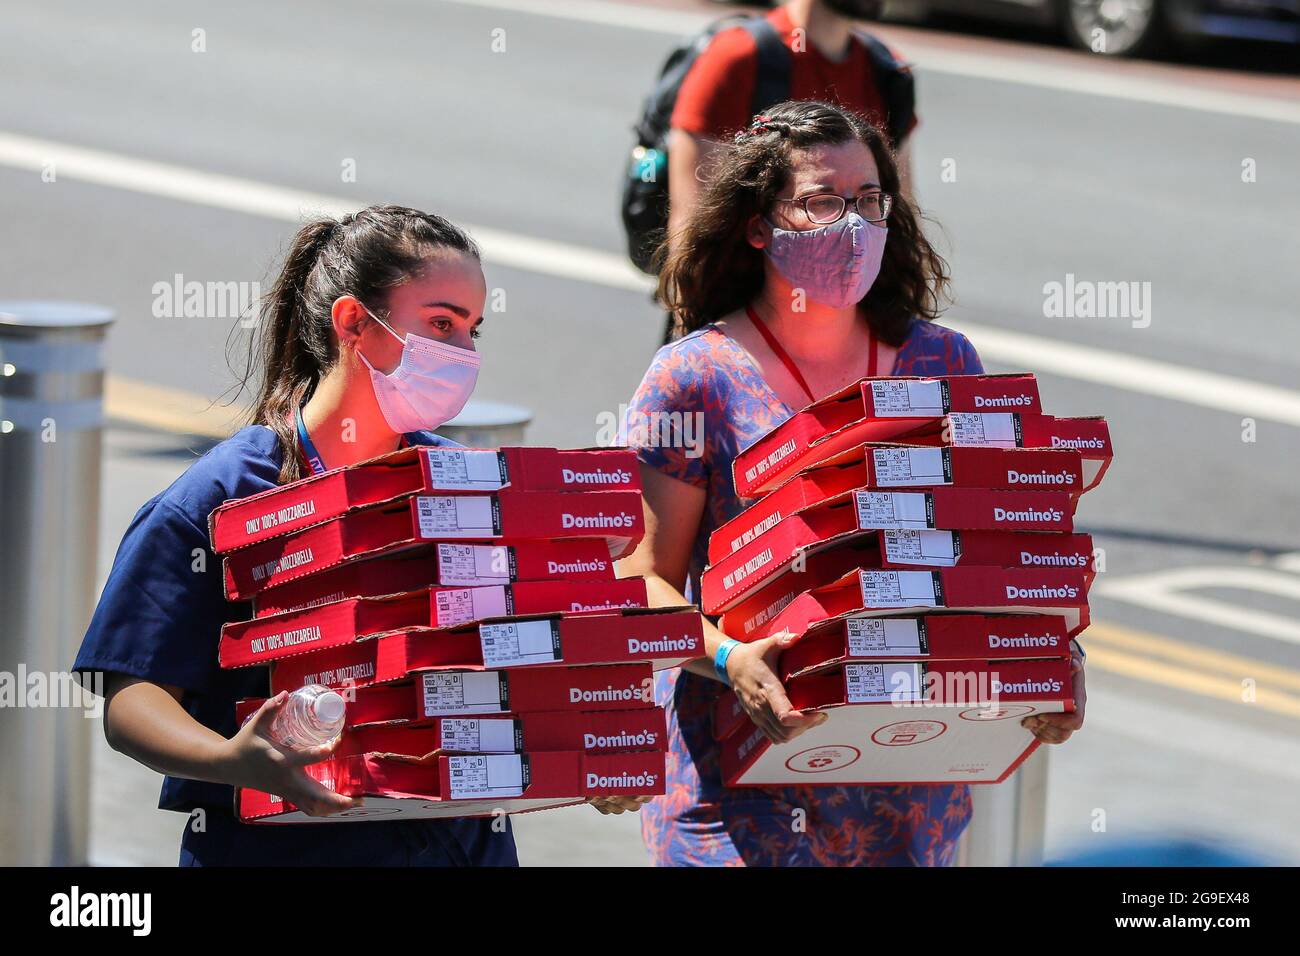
[268,685,346,749]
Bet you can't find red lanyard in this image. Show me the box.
[746,305,878,406]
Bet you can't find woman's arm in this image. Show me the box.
[616,465,826,744]
[102,673,360,817]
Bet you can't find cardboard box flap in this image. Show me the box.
[736,565,1090,642]
[780,613,1072,681]
[210,445,642,553]
[733,375,1042,497]
[713,443,1087,565]
[703,488,1084,615]
[237,749,666,822]
[714,656,1075,781]
[224,578,650,668]
[264,608,701,692]
[332,708,668,758]
[251,538,618,616]
[223,489,646,601]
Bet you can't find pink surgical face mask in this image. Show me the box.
[355,302,480,434]
[763,212,888,309]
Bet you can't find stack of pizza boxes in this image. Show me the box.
[208,444,700,822]
[702,373,1113,786]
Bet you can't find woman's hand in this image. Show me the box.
[726,632,828,744]
[588,796,654,815]
[1021,647,1087,744]
[221,692,362,817]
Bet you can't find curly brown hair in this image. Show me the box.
[657,100,950,345]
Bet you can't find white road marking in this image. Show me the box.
[1083,684,1300,787]
[0,131,646,291]
[1096,567,1300,646]
[943,318,1300,427]
[439,0,1300,126]
[4,129,1299,427]
[1273,552,1300,574]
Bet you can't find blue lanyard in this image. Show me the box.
[295,405,327,476]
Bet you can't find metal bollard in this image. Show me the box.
[0,301,114,866]
[437,399,533,448]
[956,746,1050,866]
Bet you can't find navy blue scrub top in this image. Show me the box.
[74,424,518,867]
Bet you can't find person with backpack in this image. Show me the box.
[616,100,1089,866]
[621,1,915,340]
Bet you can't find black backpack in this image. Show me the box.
[620,15,916,275]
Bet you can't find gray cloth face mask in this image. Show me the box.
[763,212,888,309]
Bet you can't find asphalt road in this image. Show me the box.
[2,0,1298,865]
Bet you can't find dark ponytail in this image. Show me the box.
[240,204,479,483]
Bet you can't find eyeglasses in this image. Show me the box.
[774,192,893,225]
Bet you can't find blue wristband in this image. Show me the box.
[714,638,741,686]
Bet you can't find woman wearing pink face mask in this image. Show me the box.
[73,205,636,867]
[618,101,1088,867]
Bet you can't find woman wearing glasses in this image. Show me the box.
[617,100,1086,866]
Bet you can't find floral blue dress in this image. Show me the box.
[627,318,985,866]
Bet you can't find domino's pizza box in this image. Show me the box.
[233,696,666,756]
[718,532,1096,638]
[710,443,1087,564]
[210,445,639,552]
[717,657,1073,784]
[269,663,655,725]
[705,504,1095,616]
[702,486,1074,613]
[264,607,703,693]
[238,749,665,823]
[221,577,649,668]
[733,374,1042,498]
[738,407,1111,499]
[251,539,616,617]
[777,613,1072,682]
[721,566,1090,645]
[334,709,667,758]
[222,488,644,600]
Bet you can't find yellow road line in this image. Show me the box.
[105,375,245,439]
[1085,620,1300,693]
[1083,627,1300,720]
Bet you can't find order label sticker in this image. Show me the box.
[480,619,562,668]
[846,662,925,703]
[948,413,1020,448]
[882,530,958,566]
[846,617,925,656]
[854,491,931,530]
[871,447,949,486]
[436,543,513,586]
[439,718,519,753]
[869,379,945,417]
[857,570,940,607]
[432,586,509,627]
[416,495,497,538]
[421,672,505,716]
[423,449,507,490]
[447,754,527,800]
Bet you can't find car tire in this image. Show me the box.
[1058,0,1169,57]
